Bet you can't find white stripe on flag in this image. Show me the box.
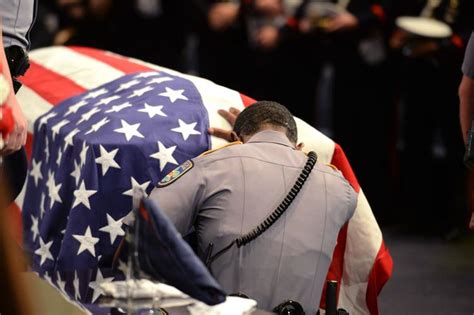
[294,117,335,163]
[15,89,49,207]
[16,86,54,133]
[14,176,27,211]
[29,47,124,90]
[191,80,247,150]
[339,189,382,315]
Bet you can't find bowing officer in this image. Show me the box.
[149,101,357,313]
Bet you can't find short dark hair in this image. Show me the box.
[233,101,298,143]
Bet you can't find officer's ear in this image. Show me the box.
[230,131,241,142]
[296,142,304,151]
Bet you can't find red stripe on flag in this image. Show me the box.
[70,46,153,74]
[319,223,348,309]
[241,94,256,107]
[319,144,360,310]
[25,133,33,161]
[22,62,86,105]
[331,143,360,192]
[7,202,23,244]
[366,241,393,315]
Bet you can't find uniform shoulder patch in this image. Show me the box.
[198,141,242,157]
[157,160,194,187]
[326,163,339,171]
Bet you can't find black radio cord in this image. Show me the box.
[205,151,318,269]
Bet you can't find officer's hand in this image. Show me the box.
[208,107,241,142]
[1,96,27,156]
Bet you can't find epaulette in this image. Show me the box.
[326,163,339,171]
[199,141,242,157]
[157,160,194,187]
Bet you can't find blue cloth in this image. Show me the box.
[136,197,226,305]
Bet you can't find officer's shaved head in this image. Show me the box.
[233,101,298,143]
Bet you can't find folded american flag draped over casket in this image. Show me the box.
[15,46,392,314]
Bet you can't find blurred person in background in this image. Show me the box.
[197,1,254,95]
[199,1,399,223]
[283,0,395,221]
[28,0,60,49]
[388,0,474,236]
[197,0,325,122]
[50,0,198,72]
[322,0,394,221]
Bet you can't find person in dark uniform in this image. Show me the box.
[388,0,474,235]
[279,0,393,220]
[148,101,357,313]
[0,0,36,204]
[52,0,195,72]
[325,0,394,220]
[195,1,250,93]
[286,0,388,131]
[196,0,287,100]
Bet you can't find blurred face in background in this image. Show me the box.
[56,0,112,21]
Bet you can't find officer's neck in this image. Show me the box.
[241,126,297,148]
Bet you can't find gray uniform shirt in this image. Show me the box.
[462,32,474,79]
[149,130,357,313]
[1,0,36,49]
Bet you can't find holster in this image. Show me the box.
[4,46,30,93]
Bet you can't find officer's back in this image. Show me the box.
[150,101,357,313]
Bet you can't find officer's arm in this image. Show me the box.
[459,75,474,144]
[459,33,474,144]
[148,161,206,236]
[0,21,27,155]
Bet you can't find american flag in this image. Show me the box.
[15,46,392,314]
